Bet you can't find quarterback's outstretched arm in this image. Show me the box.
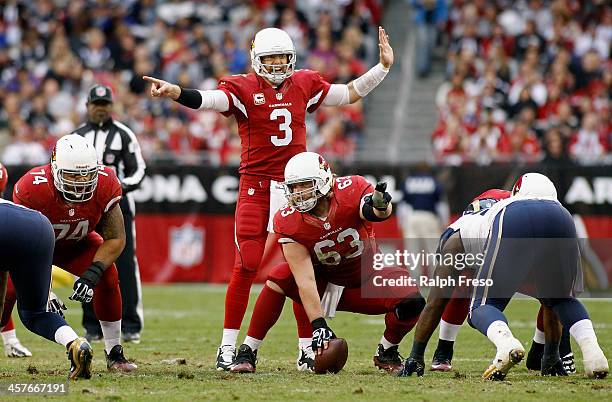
[142,76,229,112]
[323,26,394,106]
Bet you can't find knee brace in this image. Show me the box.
[395,294,426,321]
[236,205,267,272]
[238,240,265,272]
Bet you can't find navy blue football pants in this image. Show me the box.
[0,203,68,342]
[468,200,589,335]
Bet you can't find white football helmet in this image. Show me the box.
[283,152,333,212]
[51,134,99,203]
[251,28,296,85]
[512,172,558,199]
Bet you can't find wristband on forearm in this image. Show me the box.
[311,317,328,330]
[175,87,203,109]
[352,63,389,97]
[81,261,106,285]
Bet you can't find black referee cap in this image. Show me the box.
[88,84,113,103]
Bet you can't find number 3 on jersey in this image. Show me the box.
[270,108,292,146]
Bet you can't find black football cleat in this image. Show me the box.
[67,337,93,380]
[230,344,257,373]
[373,344,403,373]
[431,341,454,372]
[105,345,137,373]
[526,341,544,371]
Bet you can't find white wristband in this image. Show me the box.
[352,63,389,97]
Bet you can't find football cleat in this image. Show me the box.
[216,345,236,371]
[122,332,141,344]
[296,345,314,372]
[482,337,525,381]
[4,340,32,358]
[230,344,257,374]
[373,344,403,373]
[431,344,453,372]
[562,352,576,374]
[67,337,93,380]
[105,345,137,373]
[581,339,608,379]
[525,341,543,371]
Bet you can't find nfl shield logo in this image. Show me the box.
[324,222,331,230]
[276,93,283,100]
[96,86,107,97]
[69,209,75,216]
[169,224,204,267]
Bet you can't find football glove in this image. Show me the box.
[69,262,105,303]
[365,182,391,211]
[47,291,67,318]
[398,356,425,377]
[311,317,336,355]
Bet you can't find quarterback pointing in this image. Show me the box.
[144,26,394,370]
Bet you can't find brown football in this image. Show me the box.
[314,338,349,374]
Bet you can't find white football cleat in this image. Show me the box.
[4,340,32,358]
[296,345,314,372]
[483,337,525,380]
[581,339,609,379]
[215,345,236,371]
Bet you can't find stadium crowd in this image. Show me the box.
[0,0,382,166]
[429,0,611,166]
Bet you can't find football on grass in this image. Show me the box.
[314,338,349,374]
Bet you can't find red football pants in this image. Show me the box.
[225,175,309,338]
[247,263,423,345]
[1,232,122,327]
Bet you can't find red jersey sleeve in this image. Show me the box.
[350,175,375,200]
[304,70,331,114]
[12,175,35,209]
[97,166,122,213]
[273,206,300,244]
[217,75,248,119]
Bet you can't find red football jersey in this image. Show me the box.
[218,70,331,180]
[13,164,122,248]
[273,175,378,287]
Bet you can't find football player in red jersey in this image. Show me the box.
[0,162,34,358]
[229,152,425,374]
[143,26,395,370]
[3,134,137,373]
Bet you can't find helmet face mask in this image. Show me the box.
[251,28,296,85]
[55,167,99,203]
[51,134,99,203]
[284,178,323,212]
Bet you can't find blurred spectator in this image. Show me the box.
[411,0,448,77]
[431,0,611,166]
[568,112,608,165]
[0,1,379,165]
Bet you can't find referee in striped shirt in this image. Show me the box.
[73,85,146,343]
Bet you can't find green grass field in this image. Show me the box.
[1,285,610,401]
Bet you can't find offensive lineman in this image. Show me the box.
[143,26,395,370]
[230,152,425,373]
[4,135,137,373]
[400,173,609,380]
